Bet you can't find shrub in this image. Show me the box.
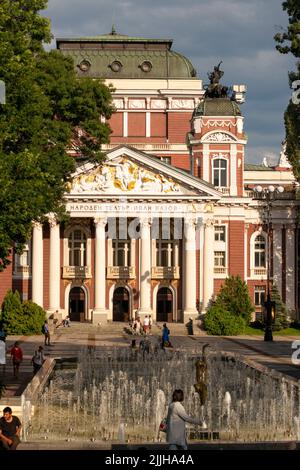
[1,290,23,334]
[215,275,254,325]
[1,290,46,335]
[204,304,246,336]
[22,301,46,334]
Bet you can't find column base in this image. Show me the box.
[92,310,108,325]
[183,310,198,324]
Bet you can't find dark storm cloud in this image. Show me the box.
[45,0,295,163]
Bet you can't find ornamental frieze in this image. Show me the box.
[69,157,181,194]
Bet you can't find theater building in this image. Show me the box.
[0,31,298,322]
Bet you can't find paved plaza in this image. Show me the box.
[0,322,300,450]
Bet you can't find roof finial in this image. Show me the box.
[111,24,117,35]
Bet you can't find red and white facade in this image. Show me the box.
[0,34,298,322]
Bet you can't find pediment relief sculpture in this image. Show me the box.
[70,157,181,194]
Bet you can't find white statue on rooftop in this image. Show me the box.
[262,156,269,167]
[278,141,292,169]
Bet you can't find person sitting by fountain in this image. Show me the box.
[166,389,204,450]
[0,407,21,450]
[162,323,172,348]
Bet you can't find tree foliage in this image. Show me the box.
[1,290,46,334]
[213,275,254,325]
[204,304,245,336]
[275,1,300,180]
[0,0,114,269]
[270,283,290,330]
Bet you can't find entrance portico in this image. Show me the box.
[32,146,220,323]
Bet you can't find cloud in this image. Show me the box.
[45,0,295,163]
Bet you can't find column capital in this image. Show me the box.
[94,216,107,228]
[139,217,152,228]
[272,223,284,230]
[48,213,59,228]
[204,217,215,228]
[184,217,197,227]
[32,221,43,230]
[286,223,297,231]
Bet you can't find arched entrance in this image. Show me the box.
[113,287,130,322]
[69,287,85,322]
[157,287,173,322]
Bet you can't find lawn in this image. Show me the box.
[244,326,300,336]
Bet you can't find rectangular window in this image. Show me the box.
[254,286,266,306]
[214,251,226,267]
[214,226,226,242]
[113,240,130,267]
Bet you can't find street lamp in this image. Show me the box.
[253,184,284,341]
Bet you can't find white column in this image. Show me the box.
[230,144,237,196]
[286,224,296,312]
[244,224,249,280]
[203,219,215,311]
[146,112,151,137]
[48,217,60,313]
[183,218,198,320]
[138,217,152,317]
[123,112,128,137]
[198,222,204,310]
[273,224,283,296]
[202,143,209,182]
[32,222,43,307]
[93,217,107,321]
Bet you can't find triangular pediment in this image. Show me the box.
[68,145,221,200]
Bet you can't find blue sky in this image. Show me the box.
[45,0,295,164]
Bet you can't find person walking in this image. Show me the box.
[43,320,51,346]
[162,323,171,348]
[166,389,203,450]
[10,342,23,378]
[0,407,22,450]
[31,346,45,374]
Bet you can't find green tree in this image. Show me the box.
[1,290,46,334]
[270,283,290,330]
[0,0,114,269]
[214,275,254,325]
[0,289,23,334]
[275,1,300,180]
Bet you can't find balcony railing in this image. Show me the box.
[151,266,180,279]
[253,268,267,276]
[106,266,136,279]
[214,266,226,274]
[13,265,32,276]
[62,266,92,279]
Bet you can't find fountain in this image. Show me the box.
[25,345,300,446]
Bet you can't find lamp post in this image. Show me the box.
[253,185,284,341]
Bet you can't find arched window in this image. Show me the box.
[254,235,266,268]
[213,159,227,187]
[68,230,87,266]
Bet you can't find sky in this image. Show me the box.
[45,0,295,164]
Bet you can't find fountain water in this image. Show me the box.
[26,347,300,445]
